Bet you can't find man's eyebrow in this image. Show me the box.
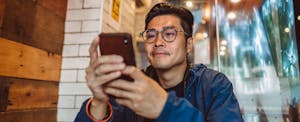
[146,26,175,31]
[163,26,175,29]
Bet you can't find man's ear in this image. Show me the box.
[186,37,194,53]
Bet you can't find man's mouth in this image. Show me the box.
[151,51,170,57]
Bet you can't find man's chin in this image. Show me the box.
[151,63,170,70]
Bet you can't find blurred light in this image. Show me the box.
[204,7,210,20]
[186,1,193,8]
[284,27,290,33]
[220,46,227,51]
[220,51,226,56]
[195,33,203,40]
[202,32,208,38]
[228,12,236,20]
[201,20,206,24]
[230,0,240,3]
[221,40,227,45]
[297,15,300,21]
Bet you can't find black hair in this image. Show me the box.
[145,2,194,39]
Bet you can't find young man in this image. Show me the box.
[75,3,243,122]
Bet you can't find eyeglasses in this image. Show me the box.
[140,27,188,43]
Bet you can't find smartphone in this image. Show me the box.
[99,33,136,81]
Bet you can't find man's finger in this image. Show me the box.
[97,55,124,64]
[106,79,136,91]
[95,71,122,83]
[89,37,100,65]
[121,66,145,80]
[90,55,124,70]
[104,87,136,99]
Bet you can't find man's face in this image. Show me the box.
[144,15,192,70]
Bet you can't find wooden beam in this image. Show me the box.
[0,38,62,81]
[0,77,58,112]
[0,109,57,122]
[0,77,9,112]
[0,0,4,31]
[0,0,66,54]
[37,0,67,18]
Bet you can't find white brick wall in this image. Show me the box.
[59,0,136,121]
[62,45,79,57]
[58,0,104,121]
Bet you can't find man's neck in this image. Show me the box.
[156,63,187,89]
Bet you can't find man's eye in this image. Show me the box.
[146,34,156,39]
[165,32,175,37]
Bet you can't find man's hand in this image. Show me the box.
[85,37,125,119]
[104,66,168,119]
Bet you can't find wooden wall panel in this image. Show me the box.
[0,109,57,122]
[0,0,4,33]
[0,0,65,54]
[0,38,61,81]
[0,77,58,112]
[37,0,67,18]
[0,78,9,112]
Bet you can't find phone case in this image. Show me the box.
[99,33,136,66]
[99,33,136,81]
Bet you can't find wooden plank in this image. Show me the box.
[0,109,57,122]
[0,38,62,81]
[0,0,4,32]
[0,77,9,112]
[37,0,67,18]
[0,0,65,54]
[31,5,65,54]
[0,77,58,111]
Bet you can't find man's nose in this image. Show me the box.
[154,33,165,47]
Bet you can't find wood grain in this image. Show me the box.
[0,0,4,31]
[0,109,57,122]
[0,38,62,81]
[37,0,67,18]
[0,77,58,111]
[0,0,66,54]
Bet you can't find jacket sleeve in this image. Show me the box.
[156,73,243,122]
[204,74,243,122]
[74,98,94,122]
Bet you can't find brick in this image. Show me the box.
[58,96,75,108]
[62,44,79,57]
[66,9,100,21]
[57,108,80,122]
[67,0,83,9]
[65,21,82,32]
[79,44,91,56]
[59,83,91,95]
[62,57,89,69]
[64,32,98,44]
[82,20,100,32]
[75,96,91,108]
[60,69,78,82]
[77,69,86,82]
[83,0,101,8]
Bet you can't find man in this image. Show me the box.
[75,3,243,122]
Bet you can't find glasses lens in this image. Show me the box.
[143,30,157,42]
[162,28,177,42]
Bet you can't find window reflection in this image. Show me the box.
[165,0,300,121]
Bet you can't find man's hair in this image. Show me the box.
[145,3,194,39]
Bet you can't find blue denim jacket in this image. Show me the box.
[75,64,244,122]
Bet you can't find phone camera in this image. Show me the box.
[124,39,128,45]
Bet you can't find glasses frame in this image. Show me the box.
[140,28,189,43]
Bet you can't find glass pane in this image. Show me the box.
[212,0,300,121]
